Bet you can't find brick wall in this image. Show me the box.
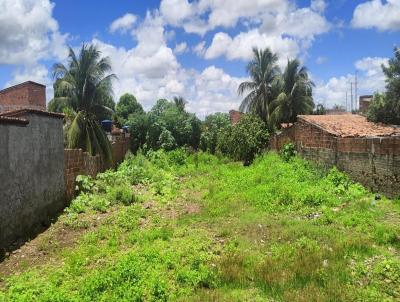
[0,81,46,113]
[64,135,130,200]
[229,110,244,124]
[270,120,400,197]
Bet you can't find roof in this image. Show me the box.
[298,114,400,138]
[0,108,64,119]
[0,116,29,125]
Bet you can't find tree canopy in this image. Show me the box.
[52,44,115,162]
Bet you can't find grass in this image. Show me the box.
[0,150,399,301]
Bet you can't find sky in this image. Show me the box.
[0,0,399,118]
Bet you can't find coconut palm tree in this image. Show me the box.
[52,44,116,162]
[173,96,187,112]
[272,59,314,124]
[238,47,281,129]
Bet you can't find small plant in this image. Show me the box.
[280,142,296,162]
[75,175,95,194]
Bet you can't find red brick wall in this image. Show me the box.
[229,110,244,124]
[64,135,130,200]
[270,120,400,197]
[0,81,46,112]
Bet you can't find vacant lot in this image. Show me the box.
[1,151,399,301]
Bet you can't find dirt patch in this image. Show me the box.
[0,210,114,284]
[183,203,201,215]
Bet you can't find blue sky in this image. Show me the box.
[0,0,399,116]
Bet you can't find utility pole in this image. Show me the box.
[345,91,348,112]
[350,82,353,112]
[355,71,358,111]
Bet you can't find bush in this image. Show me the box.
[217,114,269,165]
[280,142,296,162]
[200,113,230,154]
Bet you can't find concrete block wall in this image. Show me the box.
[270,120,400,197]
[0,113,65,249]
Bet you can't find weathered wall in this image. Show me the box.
[270,120,400,197]
[64,135,130,200]
[0,113,65,249]
[0,81,46,113]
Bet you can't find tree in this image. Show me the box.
[217,114,269,165]
[173,96,187,112]
[314,104,326,115]
[145,99,201,151]
[238,47,281,130]
[52,44,116,162]
[272,59,314,124]
[115,93,144,123]
[200,113,230,153]
[367,48,400,125]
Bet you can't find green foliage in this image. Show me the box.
[52,44,115,161]
[367,47,400,125]
[239,48,314,130]
[2,150,400,302]
[115,93,144,124]
[217,114,269,165]
[314,103,326,115]
[47,97,69,113]
[158,128,177,151]
[272,59,314,124]
[238,47,281,130]
[126,113,148,154]
[280,142,296,162]
[199,113,230,154]
[145,99,201,151]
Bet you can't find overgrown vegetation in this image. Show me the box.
[1,151,399,301]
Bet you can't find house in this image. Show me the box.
[270,114,400,197]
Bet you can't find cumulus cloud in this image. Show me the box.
[0,0,67,66]
[204,30,300,67]
[352,0,400,31]
[91,11,245,116]
[311,0,327,13]
[180,1,331,63]
[313,57,389,109]
[174,42,188,54]
[109,13,137,33]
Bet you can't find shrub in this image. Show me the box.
[217,114,269,165]
[280,142,296,162]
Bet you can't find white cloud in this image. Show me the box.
[352,0,400,31]
[109,13,137,33]
[89,11,244,116]
[193,41,206,56]
[0,0,68,66]
[313,56,389,109]
[311,0,327,13]
[204,30,300,67]
[186,1,330,64]
[174,42,188,54]
[160,0,193,26]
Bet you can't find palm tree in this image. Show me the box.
[173,96,187,112]
[238,47,281,129]
[52,44,116,162]
[272,59,314,124]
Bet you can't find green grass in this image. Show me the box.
[1,150,399,301]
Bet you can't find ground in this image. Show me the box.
[0,151,399,301]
